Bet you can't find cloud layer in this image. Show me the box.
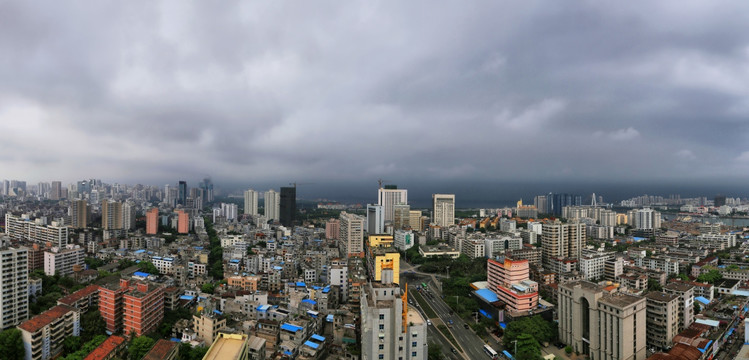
[1,1,749,187]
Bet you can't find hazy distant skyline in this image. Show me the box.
[2,2,749,188]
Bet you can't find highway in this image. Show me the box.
[402,271,501,359]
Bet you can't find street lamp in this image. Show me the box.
[512,340,518,356]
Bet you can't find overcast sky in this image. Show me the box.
[2,1,749,191]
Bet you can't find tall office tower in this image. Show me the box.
[0,239,28,329]
[164,184,172,205]
[432,194,455,227]
[146,208,159,235]
[264,190,280,221]
[714,194,726,207]
[70,199,89,229]
[541,221,586,268]
[378,186,408,222]
[558,281,646,360]
[279,186,296,227]
[243,189,258,216]
[366,204,384,234]
[199,177,214,203]
[178,181,187,206]
[122,201,136,230]
[361,269,427,360]
[101,200,123,230]
[645,292,679,350]
[76,180,90,195]
[409,210,422,231]
[339,212,364,256]
[393,204,411,230]
[50,181,62,200]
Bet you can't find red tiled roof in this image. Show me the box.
[83,335,126,360]
[18,305,76,333]
[143,339,179,360]
[57,284,100,305]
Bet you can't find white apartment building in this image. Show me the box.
[461,239,485,259]
[44,245,84,276]
[264,190,280,221]
[394,230,415,251]
[339,212,364,256]
[0,240,29,329]
[432,194,455,227]
[152,256,176,274]
[244,189,259,216]
[378,187,408,222]
[5,214,69,248]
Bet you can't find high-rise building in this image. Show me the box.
[244,189,259,216]
[325,219,340,240]
[279,186,296,227]
[50,181,62,200]
[19,305,80,360]
[366,204,384,234]
[393,204,411,230]
[102,200,123,230]
[177,210,190,234]
[360,269,427,360]
[534,195,549,214]
[220,203,238,221]
[5,214,69,248]
[432,194,455,227]
[714,194,727,207]
[122,201,136,230]
[199,177,214,203]
[487,257,538,313]
[663,282,695,332]
[44,245,84,276]
[178,181,187,206]
[541,221,586,269]
[409,210,423,231]
[70,199,89,229]
[0,240,28,329]
[264,190,280,221]
[378,186,407,222]
[100,279,165,336]
[627,208,662,233]
[339,212,364,257]
[558,281,646,360]
[645,292,679,350]
[146,208,159,235]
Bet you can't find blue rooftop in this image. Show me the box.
[326,314,334,323]
[302,299,317,305]
[180,295,194,301]
[273,266,283,270]
[230,259,240,263]
[475,289,500,303]
[311,334,325,342]
[170,338,181,342]
[304,340,320,349]
[213,309,222,315]
[134,249,146,254]
[134,271,150,277]
[296,282,306,287]
[283,350,293,356]
[281,323,303,333]
[257,304,271,312]
[322,286,331,293]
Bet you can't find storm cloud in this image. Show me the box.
[2,1,749,189]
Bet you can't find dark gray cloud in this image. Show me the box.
[2,1,749,187]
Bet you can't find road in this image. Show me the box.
[402,271,501,359]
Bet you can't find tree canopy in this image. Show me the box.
[697,269,723,284]
[128,336,156,360]
[0,328,24,360]
[504,315,556,347]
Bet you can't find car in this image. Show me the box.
[555,342,565,349]
[464,324,470,329]
[427,320,432,326]
[451,348,458,354]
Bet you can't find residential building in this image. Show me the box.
[44,245,84,276]
[645,292,679,350]
[378,186,407,222]
[194,312,227,345]
[56,284,99,314]
[177,210,189,234]
[0,241,28,329]
[360,269,427,360]
[663,282,695,331]
[244,189,259,216]
[146,208,159,235]
[204,333,250,360]
[340,212,364,257]
[487,258,539,313]
[558,281,646,360]
[19,305,80,360]
[579,252,615,281]
[279,186,296,227]
[264,190,280,221]
[325,219,340,240]
[541,221,586,269]
[5,214,68,247]
[409,210,422,231]
[122,201,136,230]
[142,339,179,360]
[101,200,123,230]
[462,239,485,259]
[83,335,126,360]
[432,194,455,227]
[393,204,411,230]
[394,230,415,251]
[123,281,166,336]
[70,199,89,229]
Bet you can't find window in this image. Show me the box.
[379,314,385,320]
[412,352,417,357]
[412,342,417,347]
[379,355,384,360]
[379,324,384,330]
[379,344,384,350]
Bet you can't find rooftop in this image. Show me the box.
[664,282,695,292]
[83,335,125,360]
[645,291,679,303]
[142,339,179,360]
[599,293,645,309]
[406,307,424,325]
[18,305,77,333]
[57,284,99,306]
[204,333,249,360]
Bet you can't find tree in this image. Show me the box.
[565,345,573,354]
[138,261,159,275]
[178,343,208,360]
[81,311,106,342]
[201,282,215,294]
[696,269,723,284]
[515,333,542,360]
[647,278,663,292]
[427,342,443,360]
[128,336,155,360]
[63,336,82,354]
[0,328,24,360]
[504,315,556,346]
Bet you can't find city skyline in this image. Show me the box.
[2,2,749,187]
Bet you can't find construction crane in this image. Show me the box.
[377,179,390,189]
